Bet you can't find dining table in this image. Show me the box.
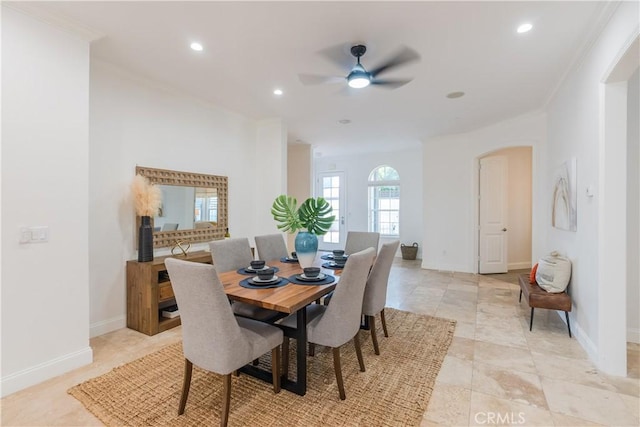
[217,255,344,396]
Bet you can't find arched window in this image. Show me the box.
[368,165,400,236]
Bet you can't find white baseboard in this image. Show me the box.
[1,346,93,397]
[627,327,640,344]
[90,315,126,338]
[421,260,472,273]
[508,261,532,270]
[570,312,599,366]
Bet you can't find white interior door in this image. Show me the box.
[316,172,345,251]
[479,156,508,274]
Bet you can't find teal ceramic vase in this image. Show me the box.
[294,231,318,269]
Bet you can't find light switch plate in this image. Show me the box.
[19,226,49,243]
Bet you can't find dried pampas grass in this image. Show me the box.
[131,174,162,216]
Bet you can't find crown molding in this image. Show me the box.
[542,1,621,109]
[4,2,105,42]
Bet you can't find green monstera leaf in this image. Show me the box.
[271,195,302,233]
[271,195,335,235]
[298,197,335,236]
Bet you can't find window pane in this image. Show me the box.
[367,167,400,236]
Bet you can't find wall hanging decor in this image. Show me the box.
[551,157,577,231]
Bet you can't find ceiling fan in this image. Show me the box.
[299,44,420,90]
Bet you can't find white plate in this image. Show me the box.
[246,265,269,272]
[330,262,346,267]
[298,273,326,281]
[251,275,279,283]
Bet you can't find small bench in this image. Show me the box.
[518,274,572,337]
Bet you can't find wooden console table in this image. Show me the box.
[126,251,212,335]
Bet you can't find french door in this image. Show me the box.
[316,172,346,250]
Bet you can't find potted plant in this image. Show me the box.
[131,174,162,261]
[271,195,335,268]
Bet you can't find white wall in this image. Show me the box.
[422,113,546,273]
[1,7,92,396]
[254,119,288,240]
[483,147,533,270]
[314,147,423,258]
[545,1,639,373]
[88,60,285,336]
[627,68,639,343]
[286,143,313,251]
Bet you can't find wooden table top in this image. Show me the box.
[217,258,339,314]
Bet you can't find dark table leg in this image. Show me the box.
[278,307,308,396]
[240,308,309,396]
[296,307,308,394]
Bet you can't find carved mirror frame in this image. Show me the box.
[135,166,228,248]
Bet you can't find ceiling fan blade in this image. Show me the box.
[317,43,355,71]
[369,46,420,78]
[298,73,345,86]
[370,78,413,89]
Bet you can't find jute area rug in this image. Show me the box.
[69,308,455,426]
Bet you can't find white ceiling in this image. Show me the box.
[28,1,608,156]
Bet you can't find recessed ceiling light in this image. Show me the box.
[273,89,283,96]
[338,119,351,124]
[517,23,533,33]
[190,42,203,51]
[446,91,465,99]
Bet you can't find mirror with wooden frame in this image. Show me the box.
[135,166,228,248]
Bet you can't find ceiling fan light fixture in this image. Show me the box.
[347,63,370,88]
[347,71,370,89]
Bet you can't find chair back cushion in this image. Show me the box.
[362,240,400,315]
[308,247,376,348]
[255,234,288,262]
[344,231,380,255]
[209,237,253,272]
[164,258,250,374]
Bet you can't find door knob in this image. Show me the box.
[502,228,507,232]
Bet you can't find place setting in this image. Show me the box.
[240,267,289,289]
[320,249,349,261]
[280,251,299,263]
[237,260,280,275]
[288,267,335,285]
[321,250,348,270]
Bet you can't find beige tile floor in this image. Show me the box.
[2,260,639,426]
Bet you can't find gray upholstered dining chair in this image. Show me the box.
[344,231,380,255]
[209,237,279,321]
[164,258,283,427]
[362,240,400,355]
[255,233,288,262]
[279,247,376,400]
[209,237,254,272]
